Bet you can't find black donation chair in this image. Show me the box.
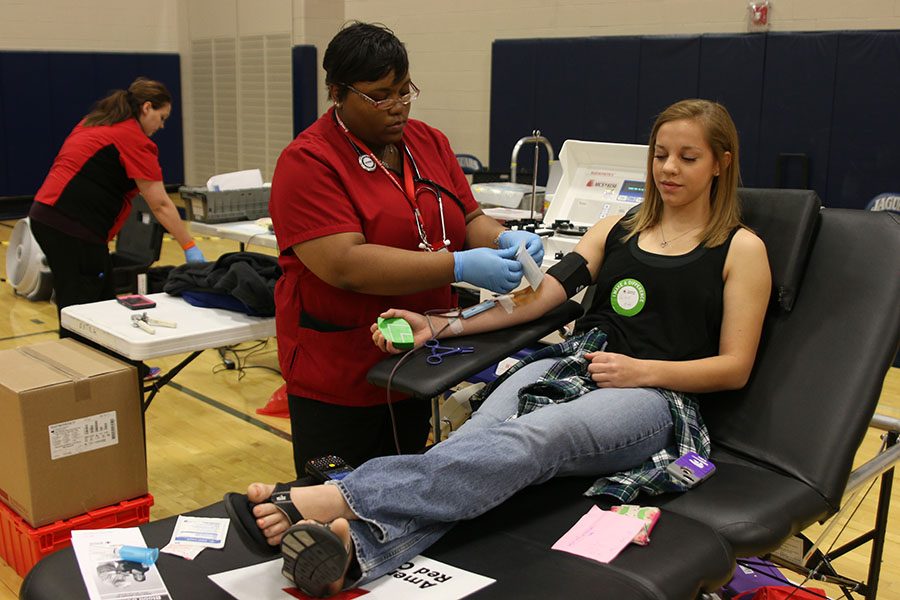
[367,188,900,599]
[20,189,900,600]
[111,195,164,295]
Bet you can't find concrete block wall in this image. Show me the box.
[340,0,900,164]
[1,0,898,182]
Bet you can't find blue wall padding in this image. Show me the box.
[698,34,766,190]
[0,51,182,196]
[292,45,318,137]
[138,52,185,184]
[528,37,642,184]
[526,38,598,184]
[636,36,702,143]
[48,53,97,152]
[531,38,594,182]
[826,31,900,209]
[0,59,9,194]
[489,40,538,174]
[758,32,838,193]
[578,37,642,145]
[1,52,55,197]
[490,31,900,209]
[0,88,5,194]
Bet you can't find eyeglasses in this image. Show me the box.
[343,82,420,111]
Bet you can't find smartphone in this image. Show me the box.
[666,452,716,488]
[305,455,354,482]
[116,294,157,310]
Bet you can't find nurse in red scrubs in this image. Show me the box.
[270,22,544,473]
[30,77,205,335]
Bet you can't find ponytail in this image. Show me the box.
[83,77,171,127]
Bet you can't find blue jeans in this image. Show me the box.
[331,358,674,587]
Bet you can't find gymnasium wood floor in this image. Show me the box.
[0,220,897,599]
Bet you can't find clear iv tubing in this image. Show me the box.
[383,307,462,454]
[531,129,540,220]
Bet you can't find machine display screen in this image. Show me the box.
[618,180,645,200]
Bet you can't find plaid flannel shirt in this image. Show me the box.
[471,328,711,502]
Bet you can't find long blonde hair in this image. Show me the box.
[83,77,171,127]
[623,99,742,247]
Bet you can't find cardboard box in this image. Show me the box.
[0,339,147,527]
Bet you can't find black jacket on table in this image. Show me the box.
[165,252,281,317]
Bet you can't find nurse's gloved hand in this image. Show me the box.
[453,246,523,294]
[498,230,544,266]
[183,243,206,263]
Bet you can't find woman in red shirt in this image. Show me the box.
[270,22,544,473]
[29,77,204,333]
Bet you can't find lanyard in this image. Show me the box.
[333,110,447,251]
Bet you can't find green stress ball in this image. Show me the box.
[377,317,415,350]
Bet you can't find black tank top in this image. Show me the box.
[576,219,738,361]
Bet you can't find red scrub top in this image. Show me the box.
[270,107,479,407]
[34,118,163,242]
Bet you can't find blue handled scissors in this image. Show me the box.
[425,339,474,365]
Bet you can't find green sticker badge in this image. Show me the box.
[610,278,646,317]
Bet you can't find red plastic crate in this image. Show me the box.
[0,494,153,578]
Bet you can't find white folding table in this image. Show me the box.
[189,220,277,250]
[61,293,275,410]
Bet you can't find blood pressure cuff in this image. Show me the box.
[545,252,592,298]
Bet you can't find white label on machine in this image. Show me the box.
[567,167,645,224]
[49,411,119,460]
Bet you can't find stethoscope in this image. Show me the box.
[332,109,464,252]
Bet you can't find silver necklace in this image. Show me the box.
[380,144,399,169]
[659,223,701,248]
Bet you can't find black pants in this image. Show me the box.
[30,219,113,337]
[288,394,432,477]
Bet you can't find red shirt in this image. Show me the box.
[34,118,162,241]
[270,108,478,406]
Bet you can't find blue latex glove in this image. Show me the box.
[453,246,523,293]
[184,245,206,263]
[498,230,544,266]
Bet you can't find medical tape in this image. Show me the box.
[447,317,464,334]
[497,294,515,313]
[516,241,544,291]
[17,346,92,402]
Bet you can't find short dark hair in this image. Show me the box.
[323,21,409,99]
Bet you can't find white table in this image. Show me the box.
[190,220,277,250]
[61,293,275,410]
[61,293,275,360]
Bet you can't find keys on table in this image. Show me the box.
[131,312,177,335]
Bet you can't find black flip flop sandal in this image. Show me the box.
[281,522,351,597]
[224,482,304,556]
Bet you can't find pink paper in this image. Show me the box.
[551,506,647,563]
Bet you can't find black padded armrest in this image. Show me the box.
[737,188,820,311]
[366,300,583,398]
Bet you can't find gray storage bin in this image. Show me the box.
[180,186,270,223]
